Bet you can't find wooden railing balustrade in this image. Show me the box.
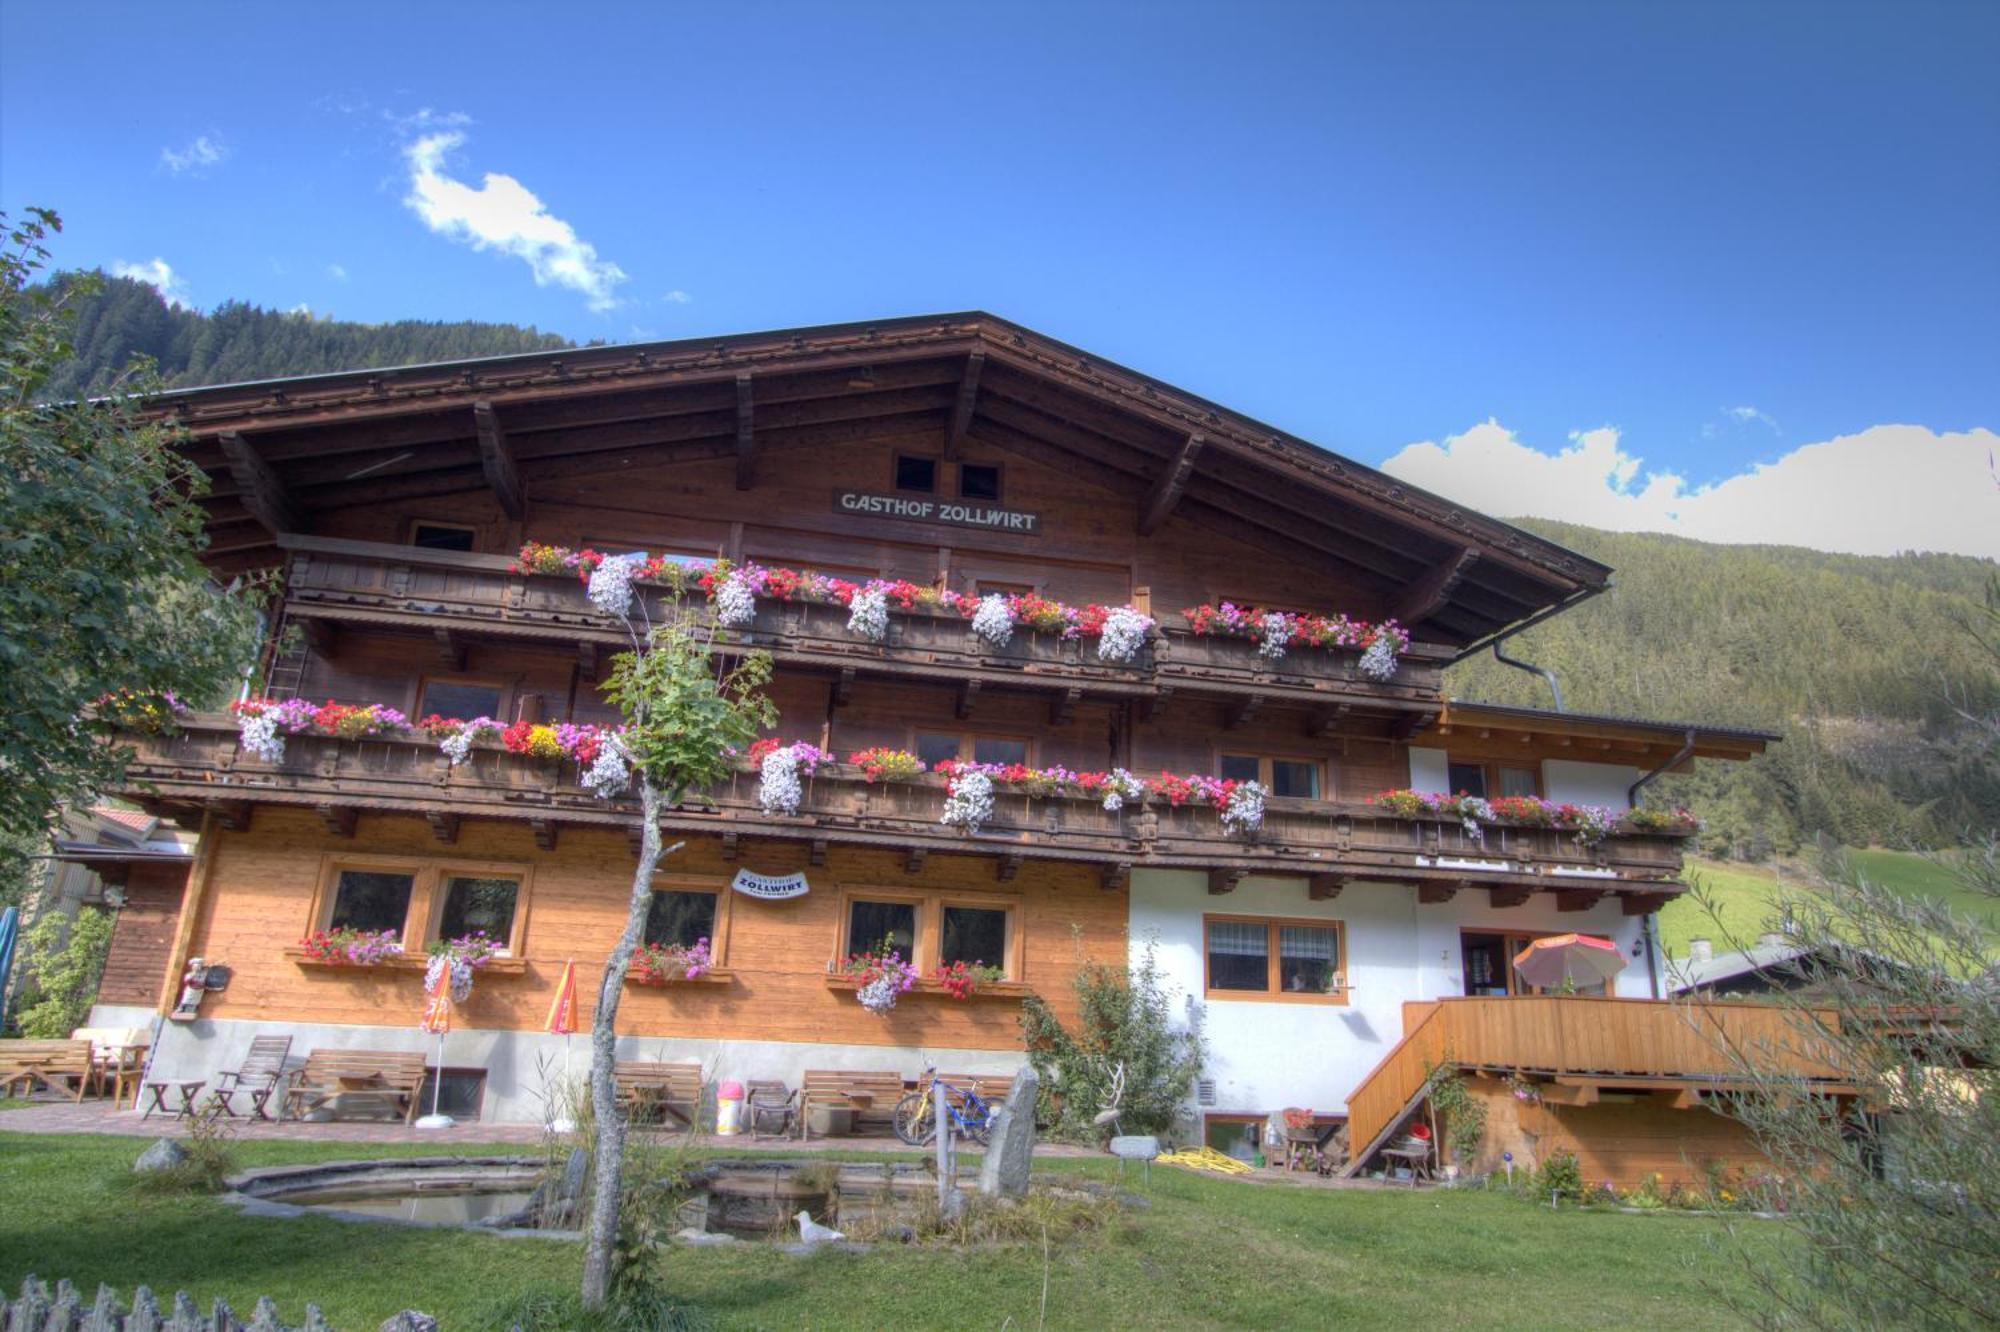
[118,719,1687,897]
[276,535,1449,711]
[1340,995,1856,1173]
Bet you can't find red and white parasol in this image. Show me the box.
[1511,933,1627,991]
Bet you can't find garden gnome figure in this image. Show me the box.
[171,957,207,1020]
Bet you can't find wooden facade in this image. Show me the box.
[97,312,1780,1136]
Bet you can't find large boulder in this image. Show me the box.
[977,1065,1039,1198]
[133,1138,189,1173]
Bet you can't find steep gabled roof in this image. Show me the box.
[151,312,1611,646]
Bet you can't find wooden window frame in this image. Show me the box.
[1446,758,1543,800]
[415,674,512,724]
[912,728,1036,768]
[582,537,722,566]
[1202,913,1348,1005]
[744,553,882,583]
[956,461,1004,503]
[834,887,1022,980]
[309,852,534,957]
[1214,750,1328,801]
[893,453,939,495]
[645,873,737,967]
[408,519,479,552]
[1458,928,1603,997]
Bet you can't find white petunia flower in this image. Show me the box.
[586,554,640,619]
[1220,780,1269,835]
[238,711,285,764]
[1097,606,1155,663]
[715,568,759,627]
[971,594,1015,648]
[846,583,890,641]
[581,730,632,799]
[941,766,996,834]
[758,744,805,816]
[1256,611,1293,661]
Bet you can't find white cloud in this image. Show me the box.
[161,134,228,175]
[111,258,190,309]
[1380,421,2000,559]
[287,303,313,317]
[326,263,349,282]
[1725,405,1781,433]
[663,290,691,304]
[400,126,627,311]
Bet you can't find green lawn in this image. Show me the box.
[0,1133,1787,1330]
[1660,849,1992,958]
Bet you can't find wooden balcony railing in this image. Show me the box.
[117,719,1688,901]
[277,535,1448,712]
[1341,995,1858,1173]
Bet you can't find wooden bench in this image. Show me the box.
[0,1039,93,1103]
[939,1072,1016,1108]
[282,1049,429,1124]
[800,1068,908,1138]
[613,1061,704,1129]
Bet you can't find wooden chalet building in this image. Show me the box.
[92,312,1822,1180]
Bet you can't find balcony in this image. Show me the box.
[118,719,1688,903]
[277,535,1448,715]
[1341,995,1861,1173]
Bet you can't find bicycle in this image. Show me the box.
[892,1067,997,1146]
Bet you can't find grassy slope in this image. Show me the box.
[0,1134,1787,1331]
[1660,850,1989,957]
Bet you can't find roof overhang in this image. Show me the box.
[144,311,1611,648]
[1429,700,1779,763]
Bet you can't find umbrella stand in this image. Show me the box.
[415,1027,453,1130]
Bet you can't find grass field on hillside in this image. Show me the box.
[1661,849,1991,958]
[0,1133,1790,1331]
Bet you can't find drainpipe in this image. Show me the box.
[1492,641,1564,713]
[1638,911,1661,1000]
[1627,728,1698,808]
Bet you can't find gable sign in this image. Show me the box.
[835,490,1041,535]
[731,869,810,900]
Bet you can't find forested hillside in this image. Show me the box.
[1448,522,1999,858]
[38,273,570,401]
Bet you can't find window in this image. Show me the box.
[835,890,1019,979]
[1447,761,1540,799]
[847,898,917,959]
[419,680,504,722]
[418,1068,486,1119]
[436,876,520,951]
[746,555,881,583]
[940,905,1007,969]
[915,731,1030,768]
[1203,915,1347,1003]
[310,856,532,956]
[958,464,1001,501]
[1203,1114,1265,1162]
[895,455,937,494]
[327,870,414,935]
[1219,754,1323,799]
[974,580,1035,598]
[645,889,718,950]
[411,522,477,552]
[1461,929,1606,997]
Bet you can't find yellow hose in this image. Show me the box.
[1157,1146,1255,1174]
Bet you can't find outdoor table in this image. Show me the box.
[1379,1144,1433,1187]
[328,1073,399,1121]
[141,1079,206,1119]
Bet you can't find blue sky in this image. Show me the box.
[3,2,1996,556]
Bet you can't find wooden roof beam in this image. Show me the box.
[218,432,303,536]
[1390,548,1479,628]
[1137,431,1205,537]
[734,372,756,490]
[942,349,985,460]
[472,401,525,519]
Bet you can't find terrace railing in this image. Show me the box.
[118,719,1688,898]
[276,535,1448,711]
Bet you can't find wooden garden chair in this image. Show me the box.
[206,1035,293,1119]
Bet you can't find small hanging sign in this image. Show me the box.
[731,869,810,900]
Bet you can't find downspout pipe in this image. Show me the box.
[1492,640,1563,713]
[1628,727,1698,809]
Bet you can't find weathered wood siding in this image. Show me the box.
[183,807,1123,1051]
[1474,1078,1772,1189]
[96,862,188,1007]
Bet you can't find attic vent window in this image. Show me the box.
[959,464,1001,502]
[895,455,937,494]
[1197,1078,1218,1107]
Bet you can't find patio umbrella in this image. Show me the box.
[415,960,456,1130]
[544,960,579,1132]
[0,906,18,1031]
[1512,933,1628,991]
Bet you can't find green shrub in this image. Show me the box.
[11,907,112,1038]
[1534,1150,1583,1201]
[1019,936,1204,1141]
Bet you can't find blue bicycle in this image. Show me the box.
[892,1067,997,1146]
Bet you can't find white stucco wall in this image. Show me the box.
[1407,746,1448,791]
[1543,759,1642,811]
[1129,868,1654,1120]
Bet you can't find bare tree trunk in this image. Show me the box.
[581,780,682,1310]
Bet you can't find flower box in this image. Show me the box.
[822,973,1031,1003]
[284,948,528,976]
[624,968,734,988]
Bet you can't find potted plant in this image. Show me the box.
[839,940,917,1013]
[930,959,1004,999]
[629,938,713,984]
[297,926,404,966]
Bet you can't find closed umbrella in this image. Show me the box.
[415,960,456,1130]
[1512,933,1627,992]
[544,960,580,1132]
[0,906,18,1031]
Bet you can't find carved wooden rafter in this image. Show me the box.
[472,401,525,519]
[955,678,981,719]
[1307,873,1346,901]
[734,372,756,490]
[1417,880,1462,905]
[903,846,928,874]
[1389,547,1478,628]
[719,830,740,861]
[316,804,357,838]
[1208,867,1247,895]
[532,819,559,851]
[1488,885,1536,909]
[1556,888,1606,913]
[1100,861,1132,893]
[300,618,338,659]
[1137,431,1206,536]
[809,837,829,867]
[1051,686,1082,726]
[433,628,466,671]
[218,432,303,535]
[832,668,855,708]
[1223,694,1263,730]
[1621,891,1674,916]
[1139,686,1173,722]
[997,852,1023,882]
[204,800,250,831]
[1309,704,1352,739]
[942,349,985,460]
[426,812,460,844]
